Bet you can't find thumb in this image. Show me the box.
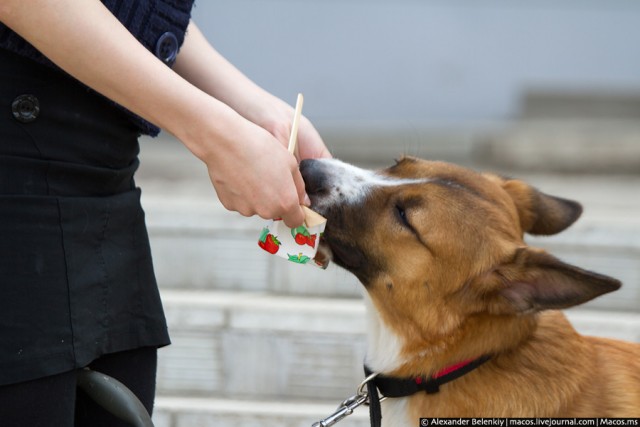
[292,167,310,207]
[282,203,305,228]
[280,168,306,228]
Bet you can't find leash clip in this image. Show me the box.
[311,372,385,427]
[311,393,368,427]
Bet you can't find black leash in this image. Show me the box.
[365,377,383,427]
[364,356,491,427]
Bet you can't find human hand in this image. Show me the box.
[241,95,332,162]
[296,114,332,161]
[184,105,307,228]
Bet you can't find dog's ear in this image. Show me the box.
[500,178,582,235]
[483,247,620,314]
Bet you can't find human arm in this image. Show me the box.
[0,0,307,227]
[173,21,332,162]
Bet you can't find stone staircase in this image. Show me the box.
[136,134,640,427]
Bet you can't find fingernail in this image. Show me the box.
[303,194,311,206]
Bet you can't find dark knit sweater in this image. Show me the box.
[0,0,195,136]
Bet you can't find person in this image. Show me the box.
[0,1,331,426]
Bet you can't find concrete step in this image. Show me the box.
[475,121,640,174]
[153,396,369,427]
[156,290,640,401]
[314,120,640,173]
[157,290,366,401]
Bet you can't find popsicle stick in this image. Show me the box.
[288,93,304,156]
[287,93,326,227]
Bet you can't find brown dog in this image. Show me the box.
[300,157,640,423]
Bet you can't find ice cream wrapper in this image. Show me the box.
[258,206,329,268]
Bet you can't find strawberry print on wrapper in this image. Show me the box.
[258,206,328,269]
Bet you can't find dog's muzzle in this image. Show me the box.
[300,159,329,198]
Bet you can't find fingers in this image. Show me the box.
[292,166,308,206]
[297,116,332,161]
[254,145,306,227]
[203,117,313,228]
[218,187,304,228]
[279,161,307,228]
[254,187,305,229]
[210,151,306,228]
[281,204,305,229]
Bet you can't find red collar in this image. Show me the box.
[364,355,491,397]
[432,358,479,379]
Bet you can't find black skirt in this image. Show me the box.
[0,49,170,386]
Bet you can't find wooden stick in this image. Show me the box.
[287,93,327,227]
[288,93,304,156]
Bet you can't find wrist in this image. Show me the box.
[168,93,248,164]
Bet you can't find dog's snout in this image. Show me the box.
[300,159,328,195]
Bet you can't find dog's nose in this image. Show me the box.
[300,159,328,195]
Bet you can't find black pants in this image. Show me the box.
[0,347,158,427]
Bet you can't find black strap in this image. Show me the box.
[366,379,383,427]
[364,356,490,427]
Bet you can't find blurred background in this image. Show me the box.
[138,2,640,426]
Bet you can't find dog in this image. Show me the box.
[300,156,640,423]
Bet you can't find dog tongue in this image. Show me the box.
[312,242,331,269]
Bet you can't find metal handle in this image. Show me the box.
[76,368,154,427]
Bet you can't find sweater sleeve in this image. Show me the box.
[0,0,194,136]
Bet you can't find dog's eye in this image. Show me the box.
[395,204,411,228]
